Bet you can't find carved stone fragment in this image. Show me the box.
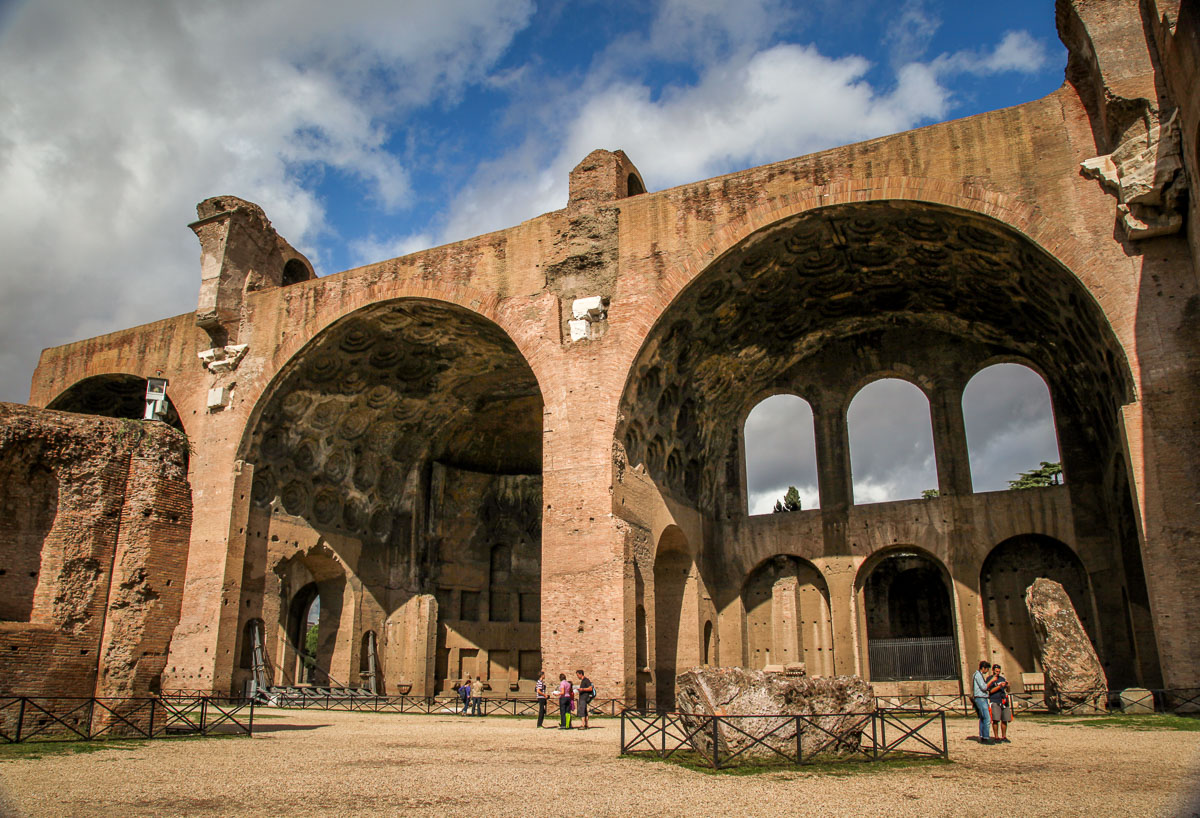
[1025,578,1108,713]
[674,666,874,759]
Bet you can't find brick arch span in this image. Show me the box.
[613,189,1136,519]
[236,294,545,550]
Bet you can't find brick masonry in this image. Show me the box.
[16,1,1200,701]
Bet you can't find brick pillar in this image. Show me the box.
[812,396,852,556]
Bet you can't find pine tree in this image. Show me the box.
[1007,461,1063,489]
[772,486,803,512]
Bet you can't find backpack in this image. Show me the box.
[589,683,598,700]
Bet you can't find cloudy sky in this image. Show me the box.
[1,0,1065,493]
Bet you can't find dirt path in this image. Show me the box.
[2,709,1198,817]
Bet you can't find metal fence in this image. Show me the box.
[619,710,947,769]
[868,637,958,681]
[164,689,624,718]
[874,687,1200,716]
[0,696,255,744]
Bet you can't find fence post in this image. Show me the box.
[940,712,948,759]
[87,698,96,741]
[247,700,255,736]
[620,711,626,755]
[795,715,803,765]
[148,698,156,738]
[870,712,879,760]
[14,697,25,743]
[711,716,721,769]
[660,712,667,758]
[200,697,209,735]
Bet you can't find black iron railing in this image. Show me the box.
[162,689,624,718]
[874,687,1200,716]
[0,696,255,744]
[619,709,947,769]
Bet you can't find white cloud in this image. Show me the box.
[349,232,436,268]
[432,26,1049,246]
[0,0,533,401]
[884,0,942,65]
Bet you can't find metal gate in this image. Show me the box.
[868,636,957,681]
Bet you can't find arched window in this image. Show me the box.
[626,173,646,196]
[744,394,819,513]
[848,379,937,504]
[282,258,310,286]
[963,363,1062,492]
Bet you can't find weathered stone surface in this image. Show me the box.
[1026,578,1108,713]
[1118,687,1155,714]
[674,667,874,759]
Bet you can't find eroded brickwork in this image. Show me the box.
[0,404,191,698]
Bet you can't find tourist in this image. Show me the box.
[972,660,992,743]
[988,663,1013,742]
[557,672,572,728]
[535,671,548,728]
[471,675,484,716]
[459,675,472,716]
[575,669,594,729]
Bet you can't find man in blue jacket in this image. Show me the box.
[972,660,993,743]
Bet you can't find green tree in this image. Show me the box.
[921,488,940,499]
[773,486,803,513]
[1008,461,1063,490]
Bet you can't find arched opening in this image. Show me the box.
[848,379,937,504]
[859,550,957,681]
[626,173,646,196]
[287,583,322,685]
[653,527,700,709]
[744,394,819,513]
[963,363,1062,492]
[242,298,543,696]
[703,620,714,666]
[281,258,310,286]
[741,555,833,675]
[0,461,57,622]
[614,199,1151,694]
[47,373,184,433]
[980,535,1094,690]
[360,630,379,693]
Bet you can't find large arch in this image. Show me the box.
[237,298,544,696]
[612,198,1152,691]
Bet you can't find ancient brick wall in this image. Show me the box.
[0,403,191,699]
[23,0,1200,701]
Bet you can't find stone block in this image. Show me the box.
[1026,578,1108,713]
[674,667,874,759]
[1118,687,1155,714]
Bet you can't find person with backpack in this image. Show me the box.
[575,669,594,729]
[557,672,572,728]
[458,675,471,716]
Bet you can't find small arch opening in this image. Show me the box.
[848,379,937,504]
[282,258,310,286]
[860,550,958,681]
[744,394,819,513]
[626,173,646,196]
[963,363,1062,492]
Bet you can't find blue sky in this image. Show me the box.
[0,0,1067,498]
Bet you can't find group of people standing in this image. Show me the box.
[454,669,596,729]
[535,669,594,729]
[971,660,1014,744]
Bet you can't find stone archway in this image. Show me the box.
[856,549,958,683]
[239,298,544,696]
[980,535,1095,691]
[741,555,833,675]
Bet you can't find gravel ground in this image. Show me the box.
[1,709,1199,817]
